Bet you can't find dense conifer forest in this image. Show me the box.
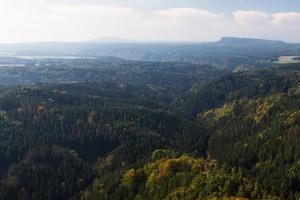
[0,38,300,199]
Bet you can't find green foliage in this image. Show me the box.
[0,146,93,200]
[83,154,275,200]
[0,82,209,200]
[1,59,300,200]
[196,66,300,199]
[174,65,300,116]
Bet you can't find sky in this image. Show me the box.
[0,0,299,43]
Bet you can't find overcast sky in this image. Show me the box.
[0,0,299,43]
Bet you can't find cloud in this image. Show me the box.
[233,10,300,27]
[233,10,271,25]
[272,12,300,25]
[230,10,300,42]
[0,4,299,43]
[149,8,226,40]
[0,5,140,42]
[0,5,226,42]
[156,8,221,18]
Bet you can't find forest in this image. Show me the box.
[0,41,300,199]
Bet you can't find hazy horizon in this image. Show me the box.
[0,36,298,45]
[0,0,299,43]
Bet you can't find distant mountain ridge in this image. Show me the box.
[1,37,300,70]
[216,37,288,46]
[87,37,140,43]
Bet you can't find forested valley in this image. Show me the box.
[0,38,300,200]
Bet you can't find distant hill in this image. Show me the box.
[87,37,140,43]
[1,37,300,70]
[216,37,288,47]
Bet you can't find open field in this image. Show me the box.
[275,56,300,64]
